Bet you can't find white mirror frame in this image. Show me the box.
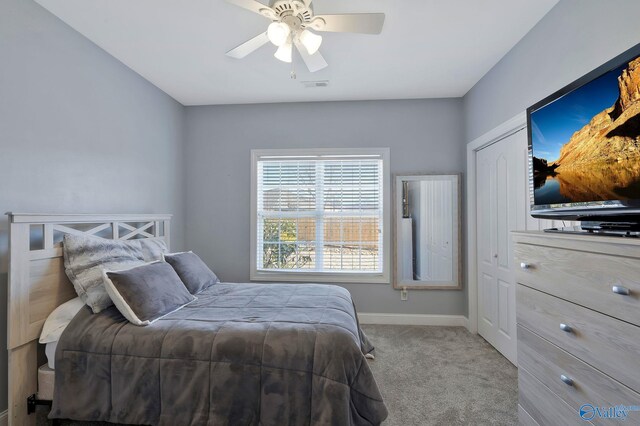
[393,174,462,290]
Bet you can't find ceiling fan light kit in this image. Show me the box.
[267,22,290,46]
[274,40,293,63]
[225,0,385,72]
[298,29,322,55]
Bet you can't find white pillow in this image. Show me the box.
[39,297,85,344]
[45,341,58,369]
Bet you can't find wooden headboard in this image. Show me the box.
[6,213,171,425]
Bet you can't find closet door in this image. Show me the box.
[476,129,528,365]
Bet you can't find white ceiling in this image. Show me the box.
[35,0,558,106]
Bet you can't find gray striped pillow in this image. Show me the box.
[63,234,145,313]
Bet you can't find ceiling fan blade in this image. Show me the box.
[294,40,328,73]
[226,32,270,59]
[224,0,276,19]
[309,13,385,34]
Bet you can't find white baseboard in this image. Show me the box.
[358,313,469,327]
[0,409,7,426]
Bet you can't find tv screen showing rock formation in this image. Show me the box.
[530,56,640,206]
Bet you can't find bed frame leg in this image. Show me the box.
[26,393,55,414]
[26,393,62,425]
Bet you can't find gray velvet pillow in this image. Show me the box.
[103,261,197,326]
[163,251,220,294]
[63,234,145,313]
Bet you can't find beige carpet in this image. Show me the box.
[38,325,518,425]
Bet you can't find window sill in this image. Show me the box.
[250,270,390,284]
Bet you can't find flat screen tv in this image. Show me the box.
[527,42,640,226]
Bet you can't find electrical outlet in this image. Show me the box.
[400,287,408,301]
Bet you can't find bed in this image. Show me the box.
[7,213,387,426]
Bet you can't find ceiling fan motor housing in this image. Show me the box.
[262,0,319,32]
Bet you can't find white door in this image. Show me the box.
[474,127,575,365]
[476,129,529,365]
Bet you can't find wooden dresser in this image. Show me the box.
[513,231,640,425]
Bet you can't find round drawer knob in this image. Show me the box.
[520,262,531,270]
[560,374,574,386]
[559,323,573,333]
[612,285,631,296]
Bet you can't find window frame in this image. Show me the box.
[250,147,391,284]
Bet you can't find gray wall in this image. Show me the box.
[0,0,186,412]
[7,0,639,415]
[463,0,640,143]
[184,99,467,315]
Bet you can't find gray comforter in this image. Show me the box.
[50,283,388,425]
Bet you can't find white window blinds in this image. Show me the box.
[255,153,385,274]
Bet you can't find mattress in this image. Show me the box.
[38,364,55,401]
[50,283,387,425]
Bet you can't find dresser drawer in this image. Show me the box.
[519,367,588,425]
[517,285,640,392]
[518,404,539,426]
[514,243,640,326]
[518,325,640,425]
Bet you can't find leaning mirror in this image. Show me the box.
[394,174,461,289]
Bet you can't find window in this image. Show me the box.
[250,148,390,283]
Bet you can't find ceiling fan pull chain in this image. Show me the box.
[290,58,297,79]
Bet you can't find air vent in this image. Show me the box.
[301,80,329,88]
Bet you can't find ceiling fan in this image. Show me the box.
[224,0,385,72]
